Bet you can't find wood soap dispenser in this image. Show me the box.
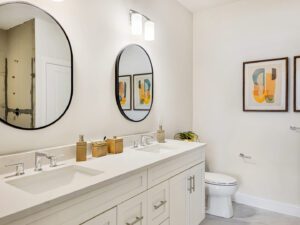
[76,135,87,162]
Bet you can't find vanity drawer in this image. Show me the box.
[147,181,169,225]
[117,192,147,225]
[148,148,204,188]
[9,171,147,225]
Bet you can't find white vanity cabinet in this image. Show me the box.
[82,208,117,225]
[170,163,205,225]
[3,146,205,225]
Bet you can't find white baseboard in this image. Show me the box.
[233,192,300,218]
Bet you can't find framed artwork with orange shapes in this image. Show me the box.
[243,58,288,112]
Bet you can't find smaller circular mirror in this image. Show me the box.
[115,45,154,122]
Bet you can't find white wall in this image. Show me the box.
[0,0,193,154]
[194,0,300,206]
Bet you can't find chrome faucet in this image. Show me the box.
[34,152,57,171]
[140,135,155,146]
[5,163,25,178]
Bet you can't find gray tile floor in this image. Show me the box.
[201,203,300,225]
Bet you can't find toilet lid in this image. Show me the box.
[205,172,237,186]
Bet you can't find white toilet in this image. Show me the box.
[205,172,238,218]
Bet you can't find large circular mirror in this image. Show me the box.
[115,45,154,122]
[0,2,73,130]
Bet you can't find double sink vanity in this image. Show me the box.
[0,2,206,225]
[0,140,206,225]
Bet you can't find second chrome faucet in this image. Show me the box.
[34,152,57,171]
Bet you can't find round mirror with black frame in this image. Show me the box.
[115,44,154,122]
[0,2,73,130]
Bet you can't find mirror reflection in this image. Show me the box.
[116,44,153,122]
[0,2,72,129]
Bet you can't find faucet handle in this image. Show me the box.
[133,140,139,148]
[5,163,25,176]
[48,156,57,167]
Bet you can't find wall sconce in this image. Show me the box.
[131,12,143,35]
[130,9,155,41]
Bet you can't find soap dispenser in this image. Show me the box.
[157,125,165,143]
[76,135,87,162]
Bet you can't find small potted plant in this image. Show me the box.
[174,131,199,142]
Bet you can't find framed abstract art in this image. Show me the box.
[243,58,288,112]
[294,56,300,112]
[118,75,132,110]
[133,73,153,111]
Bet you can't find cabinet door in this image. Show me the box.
[82,207,116,225]
[169,170,189,225]
[148,181,169,225]
[118,192,147,225]
[189,163,205,225]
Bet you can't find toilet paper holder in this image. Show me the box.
[239,153,252,159]
[290,126,300,131]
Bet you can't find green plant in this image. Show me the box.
[175,131,199,142]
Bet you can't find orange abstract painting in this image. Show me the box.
[243,58,288,111]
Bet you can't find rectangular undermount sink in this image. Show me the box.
[6,165,103,195]
[137,142,179,153]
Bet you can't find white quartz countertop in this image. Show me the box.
[0,140,206,224]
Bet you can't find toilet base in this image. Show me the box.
[206,195,233,218]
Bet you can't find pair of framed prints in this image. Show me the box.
[118,73,152,111]
[243,56,300,112]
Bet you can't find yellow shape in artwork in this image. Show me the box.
[252,68,276,104]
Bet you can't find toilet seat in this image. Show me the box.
[205,172,237,186]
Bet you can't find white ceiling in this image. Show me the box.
[177,0,240,12]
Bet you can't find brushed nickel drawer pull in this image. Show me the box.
[188,176,193,193]
[126,216,144,225]
[154,200,167,210]
[192,175,195,192]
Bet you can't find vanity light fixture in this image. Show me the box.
[130,9,155,41]
[131,12,143,35]
[144,20,155,41]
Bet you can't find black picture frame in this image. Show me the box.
[115,44,154,122]
[133,73,153,111]
[118,75,132,111]
[0,1,74,130]
[243,57,288,112]
[294,56,300,112]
